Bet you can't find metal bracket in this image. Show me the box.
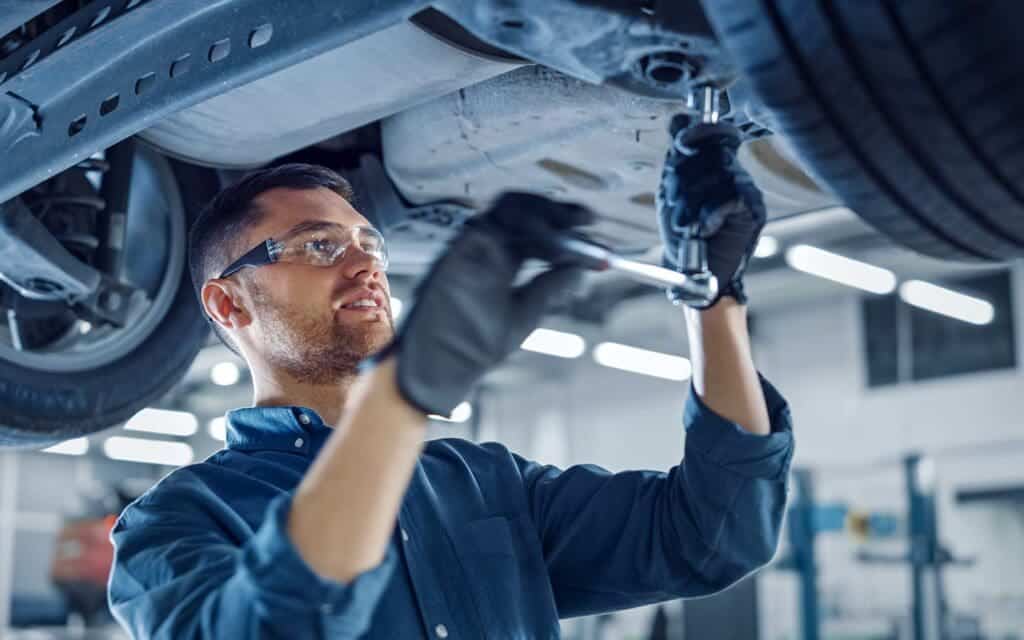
[0,198,140,326]
[0,0,434,206]
[0,0,155,88]
[432,0,726,99]
[0,198,100,302]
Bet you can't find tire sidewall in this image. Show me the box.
[0,157,219,446]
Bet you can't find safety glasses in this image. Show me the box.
[218,222,389,279]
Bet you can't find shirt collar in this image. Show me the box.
[225,405,331,456]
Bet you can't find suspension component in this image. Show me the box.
[96,139,135,278]
[0,197,141,327]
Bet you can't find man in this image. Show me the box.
[108,123,794,639]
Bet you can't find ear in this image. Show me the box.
[201,279,252,332]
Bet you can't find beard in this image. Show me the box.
[251,283,394,385]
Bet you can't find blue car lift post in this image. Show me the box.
[781,455,965,640]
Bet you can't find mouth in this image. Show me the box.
[337,304,383,317]
[335,289,388,317]
[340,300,381,311]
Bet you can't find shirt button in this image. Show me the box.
[434,623,449,639]
[401,528,409,542]
[298,413,311,425]
[294,437,304,448]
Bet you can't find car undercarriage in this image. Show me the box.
[2,0,1023,445]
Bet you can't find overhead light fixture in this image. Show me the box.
[42,437,89,456]
[521,328,586,358]
[899,280,995,326]
[210,361,241,386]
[429,401,473,423]
[391,297,403,320]
[124,408,198,437]
[593,342,692,381]
[208,416,227,442]
[785,245,897,294]
[754,235,779,259]
[103,436,194,467]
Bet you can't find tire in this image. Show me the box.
[0,152,219,448]
[704,0,1024,261]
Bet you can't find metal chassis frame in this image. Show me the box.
[0,0,722,206]
[0,0,434,205]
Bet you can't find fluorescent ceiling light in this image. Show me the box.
[899,280,995,326]
[391,297,403,320]
[785,245,897,294]
[124,408,198,437]
[42,437,89,456]
[521,328,586,359]
[210,361,241,386]
[103,436,194,467]
[430,401,473,423]
[593,342,692,381]
[208,416,227,442]
[754,235,779,259]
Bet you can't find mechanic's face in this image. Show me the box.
[234,187,394,385]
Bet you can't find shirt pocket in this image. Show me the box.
[449,514,559,639]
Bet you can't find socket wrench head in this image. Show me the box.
[666,271,719,308]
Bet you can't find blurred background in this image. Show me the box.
[1,231,1021,640]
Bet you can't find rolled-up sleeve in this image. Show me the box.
[683,374,793,472]
[679,374,794,583]
[512,374,794,618]
[109,487,397,639]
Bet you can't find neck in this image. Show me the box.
[251,366,356,427]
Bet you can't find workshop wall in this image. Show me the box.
[752,263,1024,638]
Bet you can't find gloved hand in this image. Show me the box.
[367,192,592,417]
[657,118,767,308]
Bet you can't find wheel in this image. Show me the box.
[704,0,1024,261]
[0,145,218,447]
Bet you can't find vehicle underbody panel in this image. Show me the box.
[379,65,834,256]
[137,20,523,169]
[0,0,725,204]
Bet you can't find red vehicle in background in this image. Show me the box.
[49,514,118,625]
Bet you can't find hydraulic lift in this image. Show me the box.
[780,455,973,640]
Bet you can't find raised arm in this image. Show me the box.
[511,370,793,618]
[515,114,794,618]
[685,298,770,434]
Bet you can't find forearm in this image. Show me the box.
[685,297,770,435]
[288,357,427,582]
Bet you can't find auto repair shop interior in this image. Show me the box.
[1,1,1022,639]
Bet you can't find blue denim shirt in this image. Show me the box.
[108,378,794,639]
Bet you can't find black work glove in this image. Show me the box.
[657,119,767,308]
[367,192,592,418]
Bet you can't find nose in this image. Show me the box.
[338,243,384,283]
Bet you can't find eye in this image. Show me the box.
[359,237,381,253]
[305,238,338,256]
